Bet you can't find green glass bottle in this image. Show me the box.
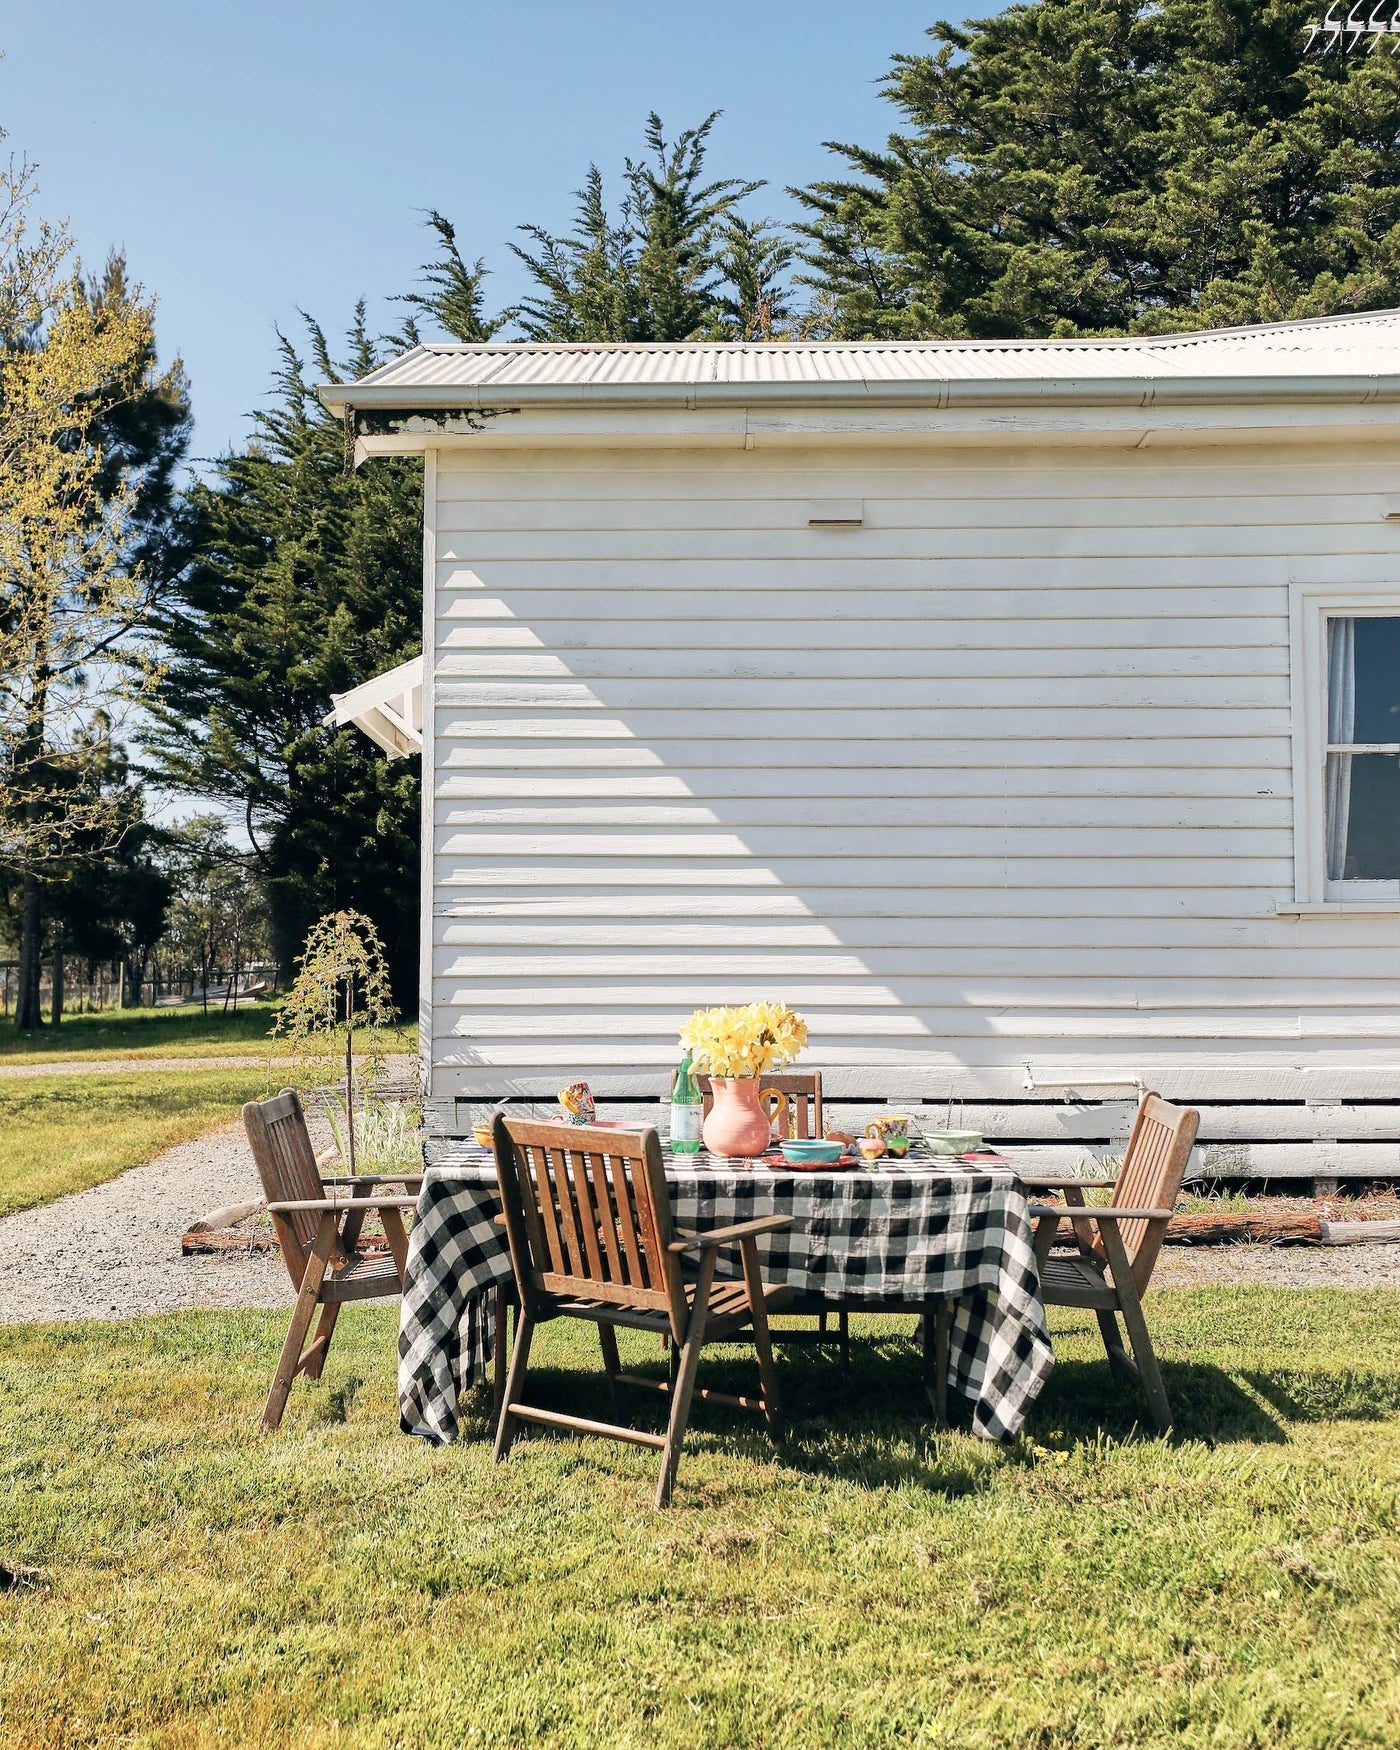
[670,1050,703,1154]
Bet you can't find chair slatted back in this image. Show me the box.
[494,1117,687,1340]
[1111,1092,1199,1292]
[671,1070,824,1140]
[243,1090,330,1287]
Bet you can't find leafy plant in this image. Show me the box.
[271,909,397,1171]
[325,1095,422,1177]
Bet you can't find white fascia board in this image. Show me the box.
[326,656,423,760]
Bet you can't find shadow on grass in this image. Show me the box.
[485,1335,1000,1497]
[1032,1358,1288,1446]
[1241,1367,1400,1425]
[469,1327,1327,1497]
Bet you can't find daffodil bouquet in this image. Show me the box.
[679,1001,808,1079]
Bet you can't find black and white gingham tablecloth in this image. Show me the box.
[398,1139,1053,1445]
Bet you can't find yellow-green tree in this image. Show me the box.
[0,139,188,1028]
[272,910,399,1173]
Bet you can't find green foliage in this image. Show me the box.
[144,313,422,1002]
[325,1093,422,1176]
[162,814,268,1010]
[414,112,785,344]
[397,209,510,342]
[2,1293,1400,1743]
[510,112,762,341]
[796,0,1400,338]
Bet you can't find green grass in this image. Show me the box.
[0,1003,417,1065]
[0,1002,282,1063]
[1,1292,1397,1747]
[0,1068,276,1215]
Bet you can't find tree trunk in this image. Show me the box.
[50,930,64,1027]
[1164,1212,1322,1246]
[15,868,43,1031]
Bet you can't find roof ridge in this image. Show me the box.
[405,307,1400,359]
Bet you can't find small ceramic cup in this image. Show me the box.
[865,1113,912,1158]
[858,1133,886,1164]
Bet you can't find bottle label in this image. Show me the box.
[669,1103,703,1145]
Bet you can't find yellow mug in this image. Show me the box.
[865,1113,912,1158]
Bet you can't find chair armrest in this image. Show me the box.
[265,1196,420,1214]
[1030,1204,1174,1223]
[667,1214,793,1253]
[1016,1175,1117,1189]
[319,1174,424,1188]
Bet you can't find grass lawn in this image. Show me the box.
[0,1004,417,1065]
[1,1290,1397,1748]
[0,1068,276,1216]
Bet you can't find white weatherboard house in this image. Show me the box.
[321,311,1400,1185]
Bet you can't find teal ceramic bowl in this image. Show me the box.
[778,1139,843,1165]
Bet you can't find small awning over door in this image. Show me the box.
[325,656,423,758]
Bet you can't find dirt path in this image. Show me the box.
[1154,1240,1400,1289]
[0,1120,291,1323]
[0,1056,271,1078]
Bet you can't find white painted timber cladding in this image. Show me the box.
[426,442,1400,1104]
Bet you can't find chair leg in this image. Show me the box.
[739,1238,782,1443]
[1099,1224,1173,1434]
[1095,1308,1140,1385]
[262,1213,336,1432]
[493,1312,537,1462]
[838,1307,850,1374]
[656,1254,716,1509]
[491,1284,510,1431]
[302,1302,340,1381]
[597,1323,622,1414]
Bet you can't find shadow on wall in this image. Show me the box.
[426,535,1289,1096]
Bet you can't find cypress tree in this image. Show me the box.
[796,0,1400,338]
[145,312,422,1004]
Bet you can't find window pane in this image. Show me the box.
[1327,752,1400,880]
[1351,616,1400,744]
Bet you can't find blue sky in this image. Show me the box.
[2,1,941,463]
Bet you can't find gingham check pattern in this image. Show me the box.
[398,1140,1053,1444]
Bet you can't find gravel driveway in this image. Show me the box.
[0,1120,291,1323]
[1,1125,1398,1325]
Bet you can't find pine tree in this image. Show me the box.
[144,312,423,1003]
[796,0,1400,338]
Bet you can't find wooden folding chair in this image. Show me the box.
[491,1115,793,1508]
[1021,1092,1199,1433]
[243,1089,421,1432]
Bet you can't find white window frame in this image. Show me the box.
[1287,582,1400,913]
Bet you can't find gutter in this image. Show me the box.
[319,372,1400,417]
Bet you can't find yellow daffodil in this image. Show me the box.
[679,1001,808,1078]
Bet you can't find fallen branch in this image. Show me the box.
[1164,1213,1321,1247]
[1320,1219,1400,1246]
[180,1228,276,1257]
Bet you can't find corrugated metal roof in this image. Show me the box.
[341,309,1400,395]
